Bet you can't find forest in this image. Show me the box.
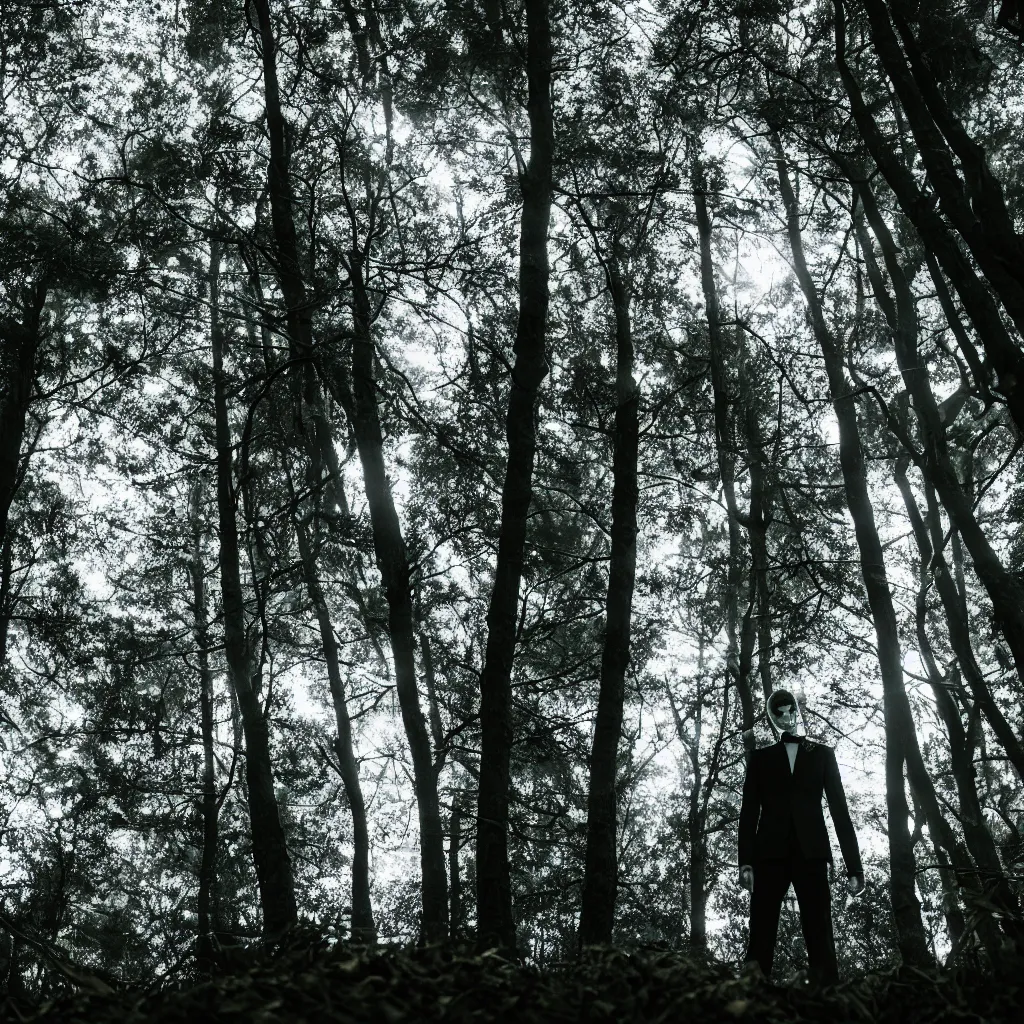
[1,0,1023,1011]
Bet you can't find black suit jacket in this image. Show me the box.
[738,739,862,876]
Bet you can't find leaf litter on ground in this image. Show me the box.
[4,934,1021,1024]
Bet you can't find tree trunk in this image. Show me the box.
[741,399,774,704]
[449,801,463,941]
[249,0,314,369]
[209,239,298,937]
[693,166,755,747]
[347,247,448,943]
[0,530,14,673]
[667,662,722,954]
[420,629,446,764]
[922,251,994,412]
[250,0,446,943]
[0,288,45,554]
[862,0,1024,327]
[774,148,932,967]
[249,0,352,524]
[475,0,554,957]
[895,467,1024,779]
[852,171,1024,697]
[189,479,221,970]
[833,0,1024,433]
[292,511,377,943]
[678,689,707,952]
[895,460,1023,948]
[931,840,968,965]
[578,255,640,948]
[898,619,1004,960]
[851,192,1024,778]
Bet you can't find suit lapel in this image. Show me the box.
[793,740,816,780]
[778,739,806,778]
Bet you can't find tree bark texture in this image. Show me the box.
[0,288,45,555]
[578,256,640,948]
[693,168,755,745]
[348,247,449,943]
[0,531,13,671]
[293,513,377,943]
[834,0,1024,434]
[741,400,774,704]
[250,0,352,532]
[475,0,553,956]
[774,150,932,967]
[853,175,1024,692]
[209,240,298,937]
[449,801,463,940]
[250,0,314,366]
[892,460,1024,782]
[253,0,443,941]
[862,0,1024,328]
[895,459,1024,948]
[848,228,1018,784]
[189,481,221,970]
[668,687,708,951]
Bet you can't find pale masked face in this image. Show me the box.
[769,702,799,735]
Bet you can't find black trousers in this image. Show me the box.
[745,835,838,984]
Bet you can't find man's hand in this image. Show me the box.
[847,873,864,896]
[739,865,754,892]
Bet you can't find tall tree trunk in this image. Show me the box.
[419,629,446,764]
[209,239,298,937]
[292,510,377,943]
[851,201,1024,777]
[189,479,221,970]
[931,840,968,965]
[251,0,446,942]
[668,631,730,955]
[916,593,1012,961]
[449,800,463,941]
[861,0,1024,326]
[0,530,12,673]
[741,398,774,703]
[693,166,755,747]
[0,288,45,554]
[897,630,1004,961]
[893,465,1024,779]
[852,171,1024,696]
[475,0,554,956]
[250,0,314,369]
[249,0,351,518]
[833,0,1024,433]
[347,247,448,943]
[774,148,932,967]
[578,255,640,948]
[895,460,1023,948]
[922,251,994,413]
[668,683,707,951]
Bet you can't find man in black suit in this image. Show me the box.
[738,689,864,984]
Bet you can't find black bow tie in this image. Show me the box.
[781,732,803,744]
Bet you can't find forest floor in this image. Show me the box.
[6,938,1021,1024]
